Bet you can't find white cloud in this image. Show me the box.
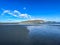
[1,9,31,19]
[1,10,10,15]
[13,10,21,15]
[19,14,28,18]
[1,9,45,21]
[19,14,31,19]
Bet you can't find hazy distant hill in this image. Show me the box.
[19,20,45,24]
[45,21,60,24]
[0,20,60,25]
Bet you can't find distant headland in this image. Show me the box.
[0,20,60,25]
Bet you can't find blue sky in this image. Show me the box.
[0,0,60,22]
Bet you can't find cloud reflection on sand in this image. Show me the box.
[27,25,60,45]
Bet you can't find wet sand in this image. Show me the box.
[0,25,29,45]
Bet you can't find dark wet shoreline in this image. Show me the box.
[0,25,30,45]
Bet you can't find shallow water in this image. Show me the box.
[27,24,60,45]
[0,24,60,45]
